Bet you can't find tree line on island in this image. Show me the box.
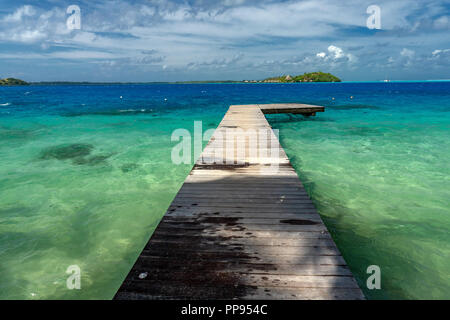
[0,78,29,86]
[252,72,341,83]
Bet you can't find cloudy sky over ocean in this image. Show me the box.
[0,0,449,81]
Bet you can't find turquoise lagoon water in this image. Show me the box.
[0,83,449,299]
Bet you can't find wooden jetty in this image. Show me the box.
[114,104,364,300]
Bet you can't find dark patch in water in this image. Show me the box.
[0,207,34,219]
[40,143,93,160]
[40,143,113,166]
[0,126,39,141]
[107,122,129,127]
[267,114,334,124]
[121,163,140,173]
[280,219,318,225]
[72,154,112,166]
[344,126,380,136]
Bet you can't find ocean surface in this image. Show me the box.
[0,82,449,299]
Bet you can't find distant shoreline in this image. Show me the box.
[16,79,450,86]
[2,80,449,87]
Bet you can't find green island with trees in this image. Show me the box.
[0,78,29,86]
[259,72,341,83]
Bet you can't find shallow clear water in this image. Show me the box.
[0,83,449,299]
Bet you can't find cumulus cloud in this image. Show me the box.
[316,45,356,64]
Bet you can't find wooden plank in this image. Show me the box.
[165,212,322,219]
[121,274,359,289]
[156,223,328,232]
[163,216,324,225]
[115,284,363,300]
[124,259,353,275]
[166,207,321,214]
[136,252,349,266]
[153,229,333,240]
[114,103,364,300]
[149,237,337,247]
[115,287,364,300]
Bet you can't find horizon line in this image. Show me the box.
[11,79,450,85]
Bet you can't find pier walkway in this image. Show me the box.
[114,104,364,300]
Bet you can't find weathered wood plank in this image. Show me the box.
[136,252,349,266]
[115,287,364,300]
[149,236,337,247]
[125,259,353,276]
[166,212,321,219]
[153,229,333,240]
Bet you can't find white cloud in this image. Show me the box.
[140,5,156,17]
[0,6,67,43]
[400,48,415,58]
[316,45,356,63]
[328,45,345,59]
[49,51,118,60]
[432,49,450,56]
[12,29,47,42]
[223,0,247,6]
[429,49,450,66]
[2,5,36,22]
[433,16,448,29]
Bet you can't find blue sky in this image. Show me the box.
[0,0,449,81]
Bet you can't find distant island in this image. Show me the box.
[251,72,341,83]
[0,72,340,86]
[0,78,29,86]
